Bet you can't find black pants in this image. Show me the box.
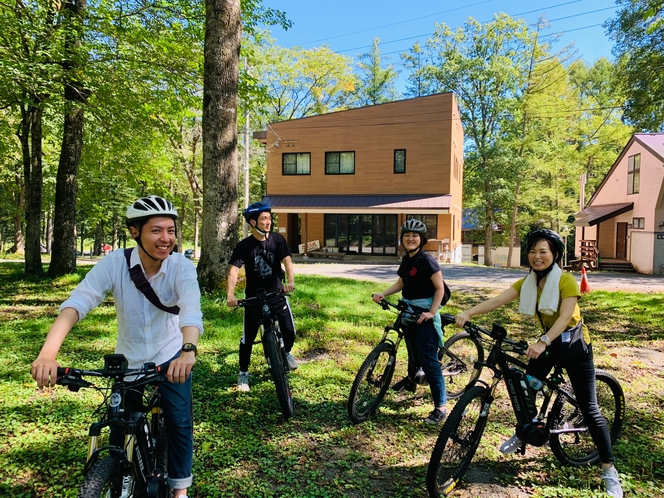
[526,344,615,464]
[239,294,296,372]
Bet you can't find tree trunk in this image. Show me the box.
[198,0,241,291]
[48,0,89,277]
[19,103,44,275]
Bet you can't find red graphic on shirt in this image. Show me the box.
[410,267,418,276]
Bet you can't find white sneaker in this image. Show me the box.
[286,352,299,370]
[237,372,250,392]
[601,466,623,498]
[499,434,523,454]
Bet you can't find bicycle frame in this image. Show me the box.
[58,353,167,495]
[462,321,591,448]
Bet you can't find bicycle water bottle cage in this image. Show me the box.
[104,354,128,377]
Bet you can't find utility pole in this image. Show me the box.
[242,59,250,238]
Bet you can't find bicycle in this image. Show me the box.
[426,316,626,497]
[238,288,294,419]
[347,298,484,424]
[56,353,170,498]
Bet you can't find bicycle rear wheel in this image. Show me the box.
[426,385,489,497]
[77,455,123,498]
[549,369,625,467]
[439,332,483,399]
[347,341,397,424]
[263,322,294,419]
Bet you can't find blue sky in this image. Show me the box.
[264,0,620,92]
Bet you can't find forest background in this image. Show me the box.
[1,0,663,289]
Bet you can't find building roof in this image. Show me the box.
[635,133,664,162]
[262,194,452,214]
[573,203,634,227]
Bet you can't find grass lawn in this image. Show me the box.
[0,262,663,497]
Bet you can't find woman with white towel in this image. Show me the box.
[454,228,623,498]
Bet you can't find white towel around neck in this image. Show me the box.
[518,264,562,317]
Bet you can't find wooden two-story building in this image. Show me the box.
[253,93,465,261]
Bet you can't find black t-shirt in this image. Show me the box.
[397,250,442,301]
[229,233,291,296]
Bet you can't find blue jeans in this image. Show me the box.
[404,319,447,408]
[159,354,194,489]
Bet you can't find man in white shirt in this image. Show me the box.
[31,195,203,498]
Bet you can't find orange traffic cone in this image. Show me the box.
[580,267,590,293]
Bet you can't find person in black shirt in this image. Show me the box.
[227,202,298,392]
[372,219,450,424]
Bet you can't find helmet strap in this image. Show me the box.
[533,263,555,284]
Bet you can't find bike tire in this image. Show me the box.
[549,369,625,467]
[77,455,123,498]
[347,341,397,424]
[263,322,294,419]
[426,385,489,497]
[439,332,484,399]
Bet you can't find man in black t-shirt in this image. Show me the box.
[227,202,297,392]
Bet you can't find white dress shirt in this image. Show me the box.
[60,248,204,368]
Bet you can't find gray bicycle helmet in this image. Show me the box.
[400,219,428,250]
[126,195,178,227]
[401,218,427,236]
[526,228,565,265]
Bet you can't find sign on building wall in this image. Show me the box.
[298,240,320,254]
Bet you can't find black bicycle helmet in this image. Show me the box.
[242,202,271,224]
[526,228,565,265]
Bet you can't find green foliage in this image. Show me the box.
[607,0,664,131]
[1,264,663,496]
[353,38,399,107]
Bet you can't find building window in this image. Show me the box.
[282,153,310,175]
[394,149,406,174]
[406,214,437,240]
[627,154,640,194]
[632,217,645,229]
[325,151,355,174]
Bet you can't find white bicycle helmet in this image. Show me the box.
[126,195,178,227]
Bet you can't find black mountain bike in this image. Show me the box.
[426,316,626,497]
[238,288,294,419]
[347,298,483,424]
[56,353,169,498]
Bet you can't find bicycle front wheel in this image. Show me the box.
[77,455,123,498]
[426,385,489,497]
[549,369,625,467]
[263,323,294,419]
[348,341,397,424]
[439,332,483,399]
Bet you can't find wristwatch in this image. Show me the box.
[539,335,551,347]
[181,343,198,355]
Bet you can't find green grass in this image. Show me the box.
[0,262,663,497]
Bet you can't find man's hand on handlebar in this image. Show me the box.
[227,295,238,307]
[283,282,295,293]
[31,357,61,390]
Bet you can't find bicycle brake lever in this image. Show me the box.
[59,376,93,392]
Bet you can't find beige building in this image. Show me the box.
[253,93,465,261]
[574,133,664,274]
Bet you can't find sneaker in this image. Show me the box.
[424,408,447,424]
[237,372,250,392]
[391,377,417,393]
[601,466,623,498]
[499,434,524,454]
[286,352,299,370]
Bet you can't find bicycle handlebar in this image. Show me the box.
[56,363,166,392]
[238,289,288,308]
[438,314,529,354]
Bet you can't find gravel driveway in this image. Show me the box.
[294,261,664,293]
